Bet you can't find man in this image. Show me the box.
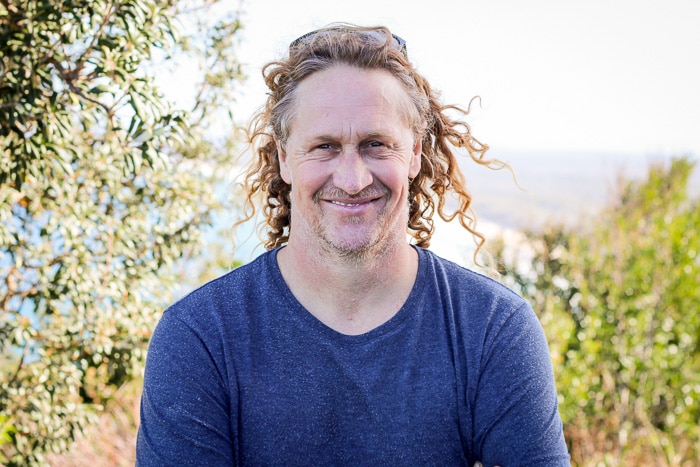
[137,25,569,465]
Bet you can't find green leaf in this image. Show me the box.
[0,0,245,461]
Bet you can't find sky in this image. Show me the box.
[175,0,699,267]
[234,0,700,159]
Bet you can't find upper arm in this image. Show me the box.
[472,303,569,466]
[136,310,235,466]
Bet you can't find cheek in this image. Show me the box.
[379,160,413,190]
[290,164,329,199]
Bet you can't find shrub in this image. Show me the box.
[495,157,700,464]
[0,0,243,463]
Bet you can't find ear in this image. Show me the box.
[276,139,292,184]
[408,138,422,179]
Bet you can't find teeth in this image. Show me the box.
[331,201,361,207]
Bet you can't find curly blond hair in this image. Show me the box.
[240,24,506,259]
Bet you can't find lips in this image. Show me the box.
[329,200,373,207]
[317,187,386,208]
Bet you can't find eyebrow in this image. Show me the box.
[303,130,396,143]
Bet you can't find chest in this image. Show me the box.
[233,327,468,464]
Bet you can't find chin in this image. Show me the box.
[323,229,400,259]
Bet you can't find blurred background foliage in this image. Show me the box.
[2,1,699,465]
[0,0,242,464]
[494,157,700,465]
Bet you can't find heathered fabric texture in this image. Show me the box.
[137,247,569,466]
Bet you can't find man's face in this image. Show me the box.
[278,64,421,257]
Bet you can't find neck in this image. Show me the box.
[277,238,418,335]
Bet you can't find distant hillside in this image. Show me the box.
[460,150,699,230]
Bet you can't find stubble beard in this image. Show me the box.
[317,213,388,263]
[310,186,406,264]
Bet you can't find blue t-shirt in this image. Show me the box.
[137,247,569,466]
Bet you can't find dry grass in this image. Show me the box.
[46,379,141,467]
[565,425,699,467]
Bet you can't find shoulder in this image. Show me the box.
[418,247,527,310]
[170,249,278,314]
[145,250,284,375]
[151,250,282,342]
[417,247,541,346]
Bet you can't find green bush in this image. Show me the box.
[495,157,700,464]
[0,0,243,463]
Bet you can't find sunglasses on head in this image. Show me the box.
[289,27,407,57]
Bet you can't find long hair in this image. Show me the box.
[239,24,506,261]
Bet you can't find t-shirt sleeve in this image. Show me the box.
[472,301,570,466]
[136,307,235,466]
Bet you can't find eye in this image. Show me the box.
[312,143,338,153]
[363,140,391,157]
[308,143,339,160]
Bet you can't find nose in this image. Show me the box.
[332,149,373,195]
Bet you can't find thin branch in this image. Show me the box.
[79,0,119,70]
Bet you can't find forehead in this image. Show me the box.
[289,65,413,136]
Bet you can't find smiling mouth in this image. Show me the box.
[329,200,368,207]
[327,196,384,208]
[318,188,385,208]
